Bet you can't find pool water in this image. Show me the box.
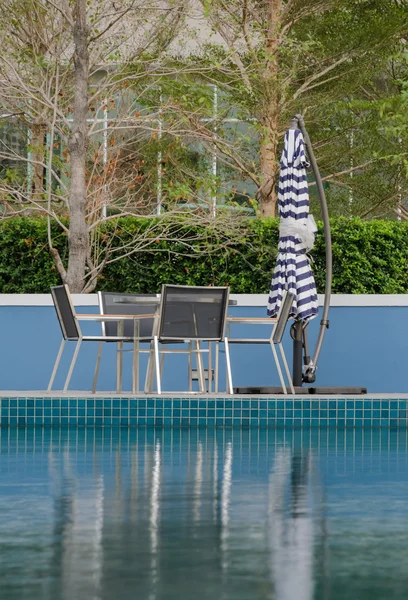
[1,427,408,600]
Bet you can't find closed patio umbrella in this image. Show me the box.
[267,126,319,322]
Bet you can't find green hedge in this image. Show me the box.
[0,216,407,293]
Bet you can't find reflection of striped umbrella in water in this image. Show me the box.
[267,127,318,321]
[268,449,315,600]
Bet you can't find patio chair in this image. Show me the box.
[146,284,231,394]
[225,291,295,394]
[97,292,160,393]
[48,285,153,392]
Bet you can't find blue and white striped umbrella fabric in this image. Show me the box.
[267,128,319,321]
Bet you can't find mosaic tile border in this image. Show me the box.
[0,397,407,428]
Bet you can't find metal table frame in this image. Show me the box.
[90,297,237,394]
[78,313,156,393]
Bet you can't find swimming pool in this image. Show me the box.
[1,427,407,599]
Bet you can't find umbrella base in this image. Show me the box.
[233,386,367,395]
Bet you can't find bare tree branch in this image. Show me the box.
[293,55,350,100]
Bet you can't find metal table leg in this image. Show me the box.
[144,341,155,393]
[196,340,205,392]
[208,341,212,393]
[215,341,219,394]
[132,319,140,394]
[188,341,193,392]
[116,319,124,393]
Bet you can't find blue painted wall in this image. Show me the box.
[0,304,407,393]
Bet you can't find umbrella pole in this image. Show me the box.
[291,114,332,382]
[291,320,304,387]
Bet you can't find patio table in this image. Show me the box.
[78,313,156,393]
[79,297,238,393]
[94,298,237,393]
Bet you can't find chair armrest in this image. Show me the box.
[226,338,272,344]
[226,317,277,324]
[77,313,156,321]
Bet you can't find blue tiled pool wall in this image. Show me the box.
[0,397,407,427]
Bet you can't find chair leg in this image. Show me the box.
[63,339,82,392]
[132,321,140,394]
[188,341,193,392]
[144,342,152,393]
[208,342,212,393]
[214,342,219,393]
[196,341,206,393]
[224,337,233,395]
[270,341,287,394]
[279,343,295,395]
[224,321,231,394]
[144,341,155,393]
[48,338,66,391]
[132,344,138,394]
[92,341,103,394]
[116,341,124,394]
[154,336,161,394]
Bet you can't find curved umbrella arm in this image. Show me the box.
[293,114,332,374]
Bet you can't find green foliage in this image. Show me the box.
[0,216,408,294]
[0,218,68,292]
[313,218,408,293]
[178,0,408,218]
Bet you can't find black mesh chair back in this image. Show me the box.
[159,285,229,341]
[99,292,158,338]
[51,285,80,340]
[272,291,296,344]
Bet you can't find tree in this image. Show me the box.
[183,0,408,217]
[0,0,247,292]
[1,0,407,297]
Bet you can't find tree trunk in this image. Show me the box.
[30,122,46,204]
[259,112,279,217]
[66,0,89,292]
[259,0,283,218]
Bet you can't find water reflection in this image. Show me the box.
[193,441,202,524]
[150,440,161,600]
[0,427,408,600]
[46,437,105,600]
[268,451,316,600]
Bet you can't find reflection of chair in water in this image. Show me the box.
[221,441,233,573]
[48,444,104,600]
[268,449,315,600]
[150,440,161,599]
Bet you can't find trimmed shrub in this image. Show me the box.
[0,216,407,293]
